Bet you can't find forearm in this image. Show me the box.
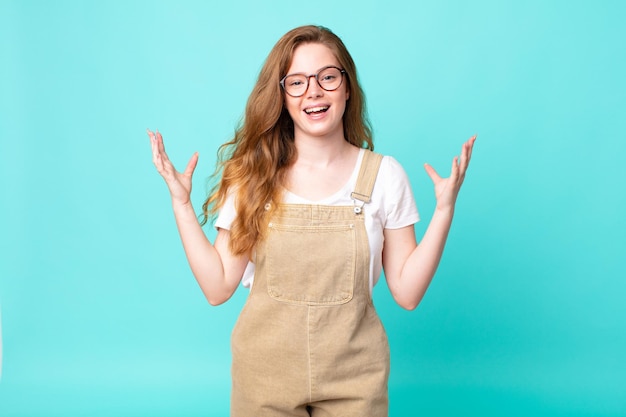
[171,202,233,305]
[384,134,475,310]
[148,129,242,304]
[396,207,454,309]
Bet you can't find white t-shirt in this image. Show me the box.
[215,148,420,292]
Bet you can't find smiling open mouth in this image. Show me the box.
[304,106,329,114]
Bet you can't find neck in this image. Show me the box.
[294,132,352,167]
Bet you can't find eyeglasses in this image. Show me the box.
[280,66,346,97]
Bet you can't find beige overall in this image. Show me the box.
[231,151,389,417]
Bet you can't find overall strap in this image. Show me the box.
[350,150,384,204]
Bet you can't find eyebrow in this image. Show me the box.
[284,65,340,76]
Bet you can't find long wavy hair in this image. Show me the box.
[201,25,373,256]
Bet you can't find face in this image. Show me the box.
[283,43,349,141]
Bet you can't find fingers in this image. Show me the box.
[147,128,200,190]
[458,142,469,176]
[458,134,476,178]
[155,130,172,165]
[147,129,162,170]
[424,163,442,184]
[148,128,174,169]
[184,152,199,177]
[450,156,459,182]
[467,134,476,161]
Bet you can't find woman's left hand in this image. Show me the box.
[424,134,476,212]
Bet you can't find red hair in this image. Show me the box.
[202,25,373,256]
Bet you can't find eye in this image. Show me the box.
[286,75,306,87]
[318,67,342,85]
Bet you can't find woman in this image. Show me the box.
[148,25,475,417]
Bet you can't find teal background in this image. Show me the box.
[1,0,625,416]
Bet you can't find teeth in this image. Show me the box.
[305,106,329,114]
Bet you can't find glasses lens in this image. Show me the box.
[318,67,342,91]
[284,74,307,97]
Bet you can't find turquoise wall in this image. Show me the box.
[1,1,624,416]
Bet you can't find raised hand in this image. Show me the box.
[147,128,199,206]
[424,135,476,211]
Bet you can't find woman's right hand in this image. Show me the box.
[147,128,199,206]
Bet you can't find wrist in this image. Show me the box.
[433,205,455,218]
[172,200,194,214]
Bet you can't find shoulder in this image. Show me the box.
[370,152,419,227]
[376,153,412,185]
[214,189,238,230]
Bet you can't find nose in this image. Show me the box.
[305,74,323,97]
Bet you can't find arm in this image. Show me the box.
[148,129,248,306]
[383,135,476,310]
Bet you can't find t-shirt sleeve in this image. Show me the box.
[214,192,237,231]
[382,156,420,229]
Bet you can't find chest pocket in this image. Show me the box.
[265,222,356,305]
